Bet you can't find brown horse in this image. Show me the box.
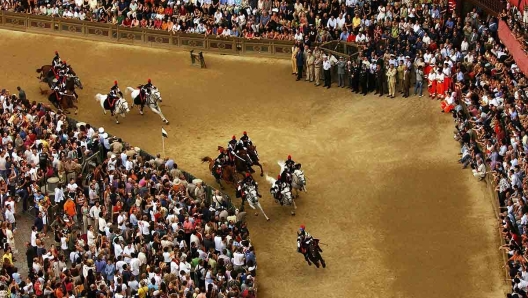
[246,145,264,176]
[201,156,241,189]
[36,65,54,82]
[48,91,78,114]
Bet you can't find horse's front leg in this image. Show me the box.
[257,203,270,221]
[257,162,263,177]
[74,105,78,115]
[115,114,120,124]
[139,105,144,115]
[291,199,297,216]
[151,106,169,124]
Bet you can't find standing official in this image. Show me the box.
[403,66,411,98]
[314,48,322,86]
[323,56,332,88]
[386,64,397,98]
[306,50,315,83]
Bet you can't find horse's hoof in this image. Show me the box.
[140,111,144,115]
[291,211,295,215]
[254,212,258,216]
[266,218,270,221]
[74,111,78,115]
[260,173,264,177]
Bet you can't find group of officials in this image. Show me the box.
[291,41,422,99]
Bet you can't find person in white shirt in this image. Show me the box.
[472,159,486,180]
[4,205,15,230]
[327,15,337,30]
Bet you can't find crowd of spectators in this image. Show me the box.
[0,87,257,297]
[499,4,528,53]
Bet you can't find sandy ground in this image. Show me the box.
[0,29,507,298]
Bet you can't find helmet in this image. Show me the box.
[288,155,292,160]
[243,131,247,135]
[277,175,281,180]
[245,173,251,178]
[55,75,59,80]
[232,135,236,140]
[55,51,58,55]
[300,224,305,230]
[114,80,118,86]
[148,78,151,83]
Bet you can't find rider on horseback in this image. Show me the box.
[298,225,321,266]
[52,51,61,68]
[237,173,262,199]
[139,78,155,103]
[240,131,253,146]
[108,81,123,116]
[285,155,296,172]
[48,51,61,78]
[270,174,285,204]
[227,136,238,164]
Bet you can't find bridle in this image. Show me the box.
[115,98,128,115]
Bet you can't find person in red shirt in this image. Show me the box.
[122,16,132,27]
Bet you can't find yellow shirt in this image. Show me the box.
[353,17,361,28]
[138,286,148,298]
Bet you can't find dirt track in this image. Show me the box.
[0,29,507,298]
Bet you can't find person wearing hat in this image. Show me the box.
[107,80,123,116]
[227,135,238,164]
[140,78,156,103]
[238,131,253,150]
[386,63,397,98]
[297,224,314,264]
[397,60,405,94]
[239,173,262,198]
[51,50,61,70]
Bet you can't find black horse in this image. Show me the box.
[306,239,326,268]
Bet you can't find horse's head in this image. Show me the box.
[118,99,130,117]
[152,89,162,102]
[74,76,83,89]
[294,169,306,186]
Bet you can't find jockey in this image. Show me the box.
[238,131,253,150]
[227,136,238,163]
[215,147,229,166]
[140,78,154,99]
[61,60,71,75]
[108,81,123,116]
[297,225,314,264]
[285,155,296,173]
[52,75,66,93]
[270,174,284,204]
[52,51,61,68]
[239,173,262,198]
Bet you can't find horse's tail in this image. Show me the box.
[95,94,103,103]
[201,157,213,164]
[36,68,42,73]
[125,87,135,95]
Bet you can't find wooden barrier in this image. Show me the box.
[0,11,359,61]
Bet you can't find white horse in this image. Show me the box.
[94,94,130,124]
[292,169,307,198]
[266,174,297,215]
[244,184,270,221]
[125,87,169,124]
[277,160,307,198]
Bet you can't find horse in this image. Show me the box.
[246,145,263,177]
[201,156,239,189]
[40,76,83,98]
[265,174,297,215]
[306,239,326,268]
[48,91,78,114]
[292,168,307,198]
[243,184,270,221]
[94,94,130,124]
[36,65,54,82]
[125,87,168,124]
[234,149,253,174]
